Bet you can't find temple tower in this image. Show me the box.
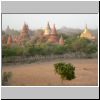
[2,35,6,44]
[44,22,51,35]
[80,24,95,40]
[20,22,29,38]
[7,35,12,45]
[59,35,64,45]
[51,24,57,35]
[48,24,58,43]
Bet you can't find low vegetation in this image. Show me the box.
[2,72,12,85]
[2,35,97,57]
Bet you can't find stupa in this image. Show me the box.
[20,23,29,38]
[59,35,64,45]
[2,35,6,44]
[80,24,95,40]
[7,35,12,45]
[48,24,58,43]
[5,25,11,34]
[44,22,51,35]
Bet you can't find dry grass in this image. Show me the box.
[2,58,98,86]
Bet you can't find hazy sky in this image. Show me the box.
[2,14,98,30]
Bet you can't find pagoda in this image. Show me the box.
[5,25,11,34]
[44,22,51,36]
[48,24,58,43]
[18,23,30,45]
[20,23,30,38]
[2,35,6,44]
[80,24,95,40]
[7,35,12,46]
[59,35,64,46]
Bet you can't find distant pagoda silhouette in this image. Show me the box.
[18,22,30,45]
[20,22,30,38]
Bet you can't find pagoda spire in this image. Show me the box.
[84,24,88,33]
[59,35,64,45]
[44,21,51,35]
[80,24,95,40]
[47,21,51,30]
[20,22,29,37]
[51,24,57,34]
[7,35,12,45]
[86,24,87,29]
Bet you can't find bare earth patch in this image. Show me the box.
[2,58,98,86]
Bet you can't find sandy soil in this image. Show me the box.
[2,58,98,86]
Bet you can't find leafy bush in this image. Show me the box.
[83,43,97,55]
[2,72,12,85]
[54,62,75,82]
[2,45,23,57]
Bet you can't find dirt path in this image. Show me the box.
[2,58,98,86]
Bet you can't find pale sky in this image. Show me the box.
[2,14,98,30]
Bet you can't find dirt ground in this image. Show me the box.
[2,58,98,86]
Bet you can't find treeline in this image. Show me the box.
[2,36,97,56]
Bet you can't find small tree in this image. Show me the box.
[54,62,75,84]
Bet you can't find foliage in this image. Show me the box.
[2,45,23,57]
[54,62,75,81]
[2,35,98,58]
[2,31,5,35]
[66,37,97,54]
[2,72,12,85]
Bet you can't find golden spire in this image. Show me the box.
[84,24,88,33]
[44,22,51,35]
[80,24,96,40]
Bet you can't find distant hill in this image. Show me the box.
[58,27,82,36]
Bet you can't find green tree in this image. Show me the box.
[54,62,75,85]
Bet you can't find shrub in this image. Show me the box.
[2,72,12,86]
[54,62,75,84]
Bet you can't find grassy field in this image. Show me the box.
[2,58,98,86]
